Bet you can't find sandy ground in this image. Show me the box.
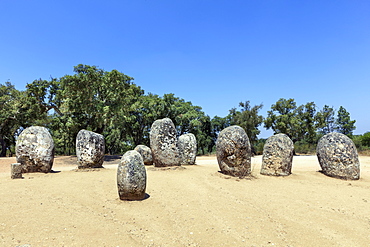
[0,155,369,247]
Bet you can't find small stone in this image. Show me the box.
[11,163,23,179]
[134,145,153,165]
[16,126,54,173]
[76,130,105,169]
[117,150,147,200]
[316,132,360,180]
[149,118,181,167]
[260,133,294,176]
[216,125,251,177]
[178,133,197,165]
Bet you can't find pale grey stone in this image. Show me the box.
[149,118,180,167]
[11,163,23,179]
[16,126,54,173]
[178,133,197,165]
[76,129,105,169]
[260,133,294,176]
[216,125,251,177]
[317,132,360,180]
[134,145,153,165]
[117,150,147,200]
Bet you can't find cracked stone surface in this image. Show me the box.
[316,132,360,180]
[178,133,197,165]
[76,129,105,169]
[261,133,294,176]
[117,150,147,200]
[216,125,251,177]
[16,126,54,173]
[134,145,153,165]
[149,118,180,167]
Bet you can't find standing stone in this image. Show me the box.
[216,125,251,177]
[260,133,294,176]
[11,163,23,179]
[76,129,105,169]
[149,118,180,167]
[178,133,197,165]
[16,126,54,173]
[316,132,360,180]
[134,145,153,165]
[117,150,147,200]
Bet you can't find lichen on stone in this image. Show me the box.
[178,133,197,165]
[149,118,180,167]
[316,132,360,180]
[260,133,294,176]
[117,150,147,200]
[16,126,54,173]
[216,125,251,177]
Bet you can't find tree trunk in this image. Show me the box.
[0,136,7,157]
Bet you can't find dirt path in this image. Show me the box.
[0,155,369,246]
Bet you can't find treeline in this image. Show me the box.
[0,64,367,157]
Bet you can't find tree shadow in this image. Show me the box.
[104,155,122,162]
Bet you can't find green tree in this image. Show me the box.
[264,98,299,141]
[264,98,322,145]
[228,101,264,145]
[193,115,214,154]
[157,93,213,154]
[361,132,370,147]
[0,82,21,156]
[295,102,317,143]
[315,105,336,135]
[335,106,356,136]
[211,115,230,141]
[0,82,46,156]
[25,64,143,155]
[124,93,165,147]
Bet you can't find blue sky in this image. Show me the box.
[1,0,369,137]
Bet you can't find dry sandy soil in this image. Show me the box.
[0,154,369,247]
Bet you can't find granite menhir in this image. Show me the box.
[178,133,197,165]
[316,132,360,180]
[117,150,147,200]
[16,126,54,173]
[216,125,251,177]
[149,118,180,167]
[134,144,153,165]
[76,129,105,169]
[261,133,294,176]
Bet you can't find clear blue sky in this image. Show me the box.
[1,0,369,137]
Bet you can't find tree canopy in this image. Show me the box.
[0,65,362,156]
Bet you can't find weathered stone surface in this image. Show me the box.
[260,133,294,176]
[216,125,251,177]
[317,132,360,180]
[11,163,23,179]
[134,145,153,165]
[76,129,105,169]
[149,118,181,167]
[178,133,197,165]
[16,126,54,173]
[117,150,147,200]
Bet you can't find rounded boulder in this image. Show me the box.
[16,126,55,173]
[178,133,197,165]
[76,129,105,169]
[117,150,147,200]
[216,125,251,177]
[134,145,153,165]
[316,132,360,180]
[149,118,180,167]
[260,133,294,176]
